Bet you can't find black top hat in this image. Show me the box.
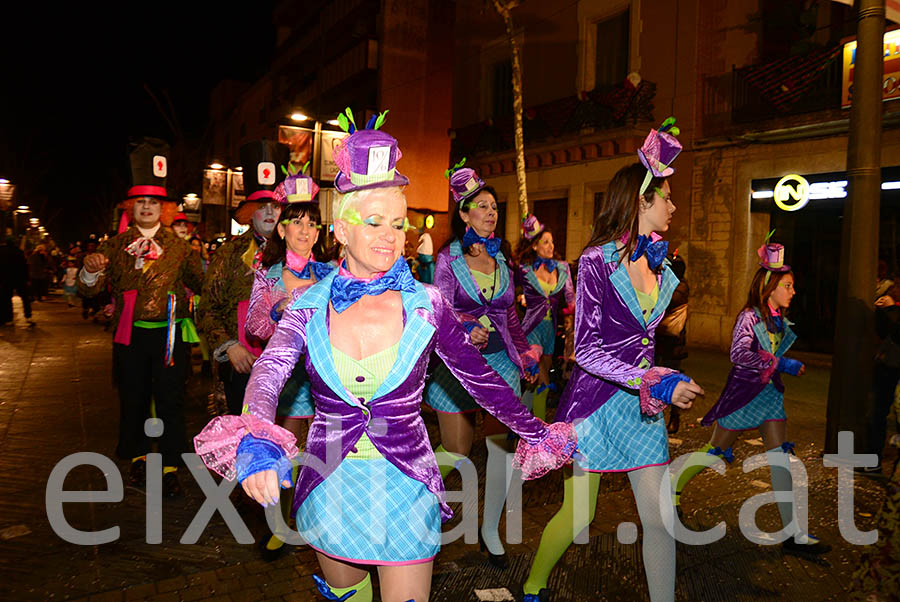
[126,137,173,201]
[239,140,289,203]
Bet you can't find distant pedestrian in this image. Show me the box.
[0,236,33,326]
[28,245,49,301]
[62,256,79,307]
[673,232,830,556]
[864,284,900,475]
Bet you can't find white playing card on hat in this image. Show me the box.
[258,162,276,185]
[367,146,391,175]
[465,177,478,192]
[297,179,309,195]
[153,156,167,178]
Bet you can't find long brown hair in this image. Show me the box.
[586,162,665,265]
[515,228,558,268]
[744,267,792,329]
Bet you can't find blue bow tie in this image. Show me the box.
[462,228,502,257]
[532,257,557,273]
[288,260,332,281]
[630,235,668,270]
[330,258,417,313]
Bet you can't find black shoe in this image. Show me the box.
[521,589,551,602]
[479,533,508,570]
[259,532,289,562]
[783,536,831,557]
[667,407,681,434]
[128,459,146,487]
[162,472,183,497]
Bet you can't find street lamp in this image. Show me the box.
[209,162,224,170]
[291,112,310,122]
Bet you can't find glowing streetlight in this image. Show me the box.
[291,112,310,122]
[209,162,224,170]
[17,205,29,210]
[326,119,340,126]
[0,179,9,184]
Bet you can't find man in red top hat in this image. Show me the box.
[199,140,287,415]
[79,138,204,496]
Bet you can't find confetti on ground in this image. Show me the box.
[474,588,515,601]
[669,438,683,445]
[750,480,770,489]
[0,524,31,540]
[745,438,764,446]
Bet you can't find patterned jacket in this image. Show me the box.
[78,225,204,328]
[199,230,264,359]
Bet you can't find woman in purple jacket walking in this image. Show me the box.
[522,119,703,602]
[673,233,830,556]
[514,215,575,421]
[195,112,575,602]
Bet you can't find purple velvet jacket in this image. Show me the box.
[517,261,575,337]
[434,240,531,371]
[243,268,550,521]
[556,242,679,423]
[701,308,796,426]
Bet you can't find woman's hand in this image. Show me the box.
[797,363,806,376]
[241,469,290,506]
[671,379,704,409]
[469,326,490,346]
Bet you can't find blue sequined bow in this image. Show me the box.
[630,235,669,269]
[780,441,795,455]
[462,227,502,257]
[532,256,557,272]
[330,258,416,313]
[707,446,735,463]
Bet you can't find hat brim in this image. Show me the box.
[334,171,409,194]
[760,262,791,272]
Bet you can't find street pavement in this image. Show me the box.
[0,293,893,601]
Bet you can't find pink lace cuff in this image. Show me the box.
[193,413,298,481]
[638,366,678,417]
[522,343,543,367]
[513,421,578,480]
[759,350,777,383]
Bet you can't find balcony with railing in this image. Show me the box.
[450,79,657,165]
[701,45,845,138]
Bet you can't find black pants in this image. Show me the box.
[869,362,900,461]
[0,283,32,322]
[219,361,251,416]
[113,327,188,466]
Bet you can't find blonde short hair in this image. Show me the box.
[332,186,407,223]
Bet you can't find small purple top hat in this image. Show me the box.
[445,158,486,204]
[275,162,319,203]
[757,230,790,272]
[637,117,682,194]
[522,213,545,241]
[331,108,408,194]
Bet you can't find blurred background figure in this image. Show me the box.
[655,251,689,434]
[0,236,33,327]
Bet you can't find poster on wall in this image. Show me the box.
[202,169,227,206]
[278,125,314,174]
[320,130,349,181]
[230,172,245,208]
[842,28,900,108]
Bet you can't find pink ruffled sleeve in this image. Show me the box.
[194,413,298,481]
[246,269,286,343]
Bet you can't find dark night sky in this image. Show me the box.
[1,2,276,244]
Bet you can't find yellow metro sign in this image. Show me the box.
[774,174,810,212]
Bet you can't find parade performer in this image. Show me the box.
[171,212,193,239]
[194,109,576,602]
[79,138,204,496]
[515,215,575,421]
[673,232,830,556]
[245,162,334,560]
[200,140,287,415]
[424,158,542,567]
[522,119,704,602]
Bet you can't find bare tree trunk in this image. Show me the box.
[492,0,528,221]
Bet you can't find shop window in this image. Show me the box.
[595,9,630,90]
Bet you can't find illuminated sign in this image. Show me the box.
[773,174,810,211]
[842,29,900,108]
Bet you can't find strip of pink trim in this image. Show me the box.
[583,460,671,474]
[717,418,787,432]
[306,542,436,566]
